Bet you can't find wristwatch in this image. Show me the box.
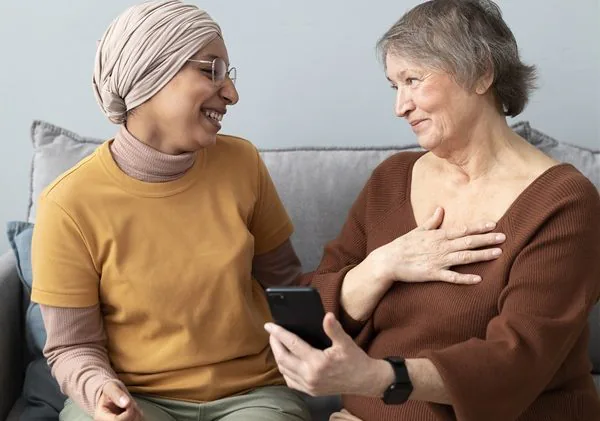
[382,357,413,405]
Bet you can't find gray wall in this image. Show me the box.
[0,0,598,252]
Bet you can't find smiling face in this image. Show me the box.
[385,53,493,155]
[128,36,239,154]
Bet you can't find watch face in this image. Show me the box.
[382,358,413,405]
[383,383,412,405]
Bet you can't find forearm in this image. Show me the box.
[41,304,125,415]
[366,357,451,405]
[340,255,392,321]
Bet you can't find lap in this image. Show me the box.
[59,397,176,421]
[59,386,309,421]
[207,386,311,421]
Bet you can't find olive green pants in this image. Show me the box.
[60,385,310,421]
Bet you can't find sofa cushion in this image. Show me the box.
[6,221,66,419]
[6,221,43,356]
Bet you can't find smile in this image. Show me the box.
[203,109,224,122]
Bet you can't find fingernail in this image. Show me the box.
[472,275,482,282]
[119,396,129,407]
[486,222,496,229]
[264,323,273,332]
[492,248,502,256]
[496,234,506,241]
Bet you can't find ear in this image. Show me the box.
[475,64,494,95]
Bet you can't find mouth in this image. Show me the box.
[201,108,226,129]
[410,119,426,127]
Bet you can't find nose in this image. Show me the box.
[394,88,414,118]
[220,77,239,105]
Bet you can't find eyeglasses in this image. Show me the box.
[187,57,237,85]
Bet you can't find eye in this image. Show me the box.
[405,77,419,86]
[390,84,398,91]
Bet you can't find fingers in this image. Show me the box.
[322,313,352,347]
[269,334,302,370]
[437,270,481,284]
[445,221,498,240]
[264,323,315,356]
[102,382,130,410]
[446,247,503,267]
[330,409,364,420]
[269,335,310,394]
[418,207,444,231]
[447,232,506,252]
[116,406,142,421]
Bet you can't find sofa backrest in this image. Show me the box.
[26,120,600,369]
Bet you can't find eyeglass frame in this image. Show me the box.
[187,57,237,85]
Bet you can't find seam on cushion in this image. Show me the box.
[259,145,421,152]
[31,120,103,147]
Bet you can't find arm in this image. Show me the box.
[267,175,600,420]
[252,239,303,287]
[41,304,127,416]
[313,181,502,338]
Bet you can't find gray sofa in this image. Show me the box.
[1,120,599,421]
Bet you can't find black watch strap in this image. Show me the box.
[382,357,413,405]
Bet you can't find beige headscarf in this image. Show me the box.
[93,0,222,124]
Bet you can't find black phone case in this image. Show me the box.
[266,287,332,350]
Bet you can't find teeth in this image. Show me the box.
[203,110,223,122]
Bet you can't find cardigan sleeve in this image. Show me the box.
[421,177,600,421]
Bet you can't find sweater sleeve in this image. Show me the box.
[309,175,372,338]
[41,304,126,416]
[252,239,303,287]
[421,178,600,421]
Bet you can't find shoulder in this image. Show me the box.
[40,143,108,209]
[537,164,599,212]
[364,150,425,201]
[510,164,600,233]
[215,133,259,157]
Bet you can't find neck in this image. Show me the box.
[433,112,524,184]
[109,125,196,183]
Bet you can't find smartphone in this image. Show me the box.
[265,287,332,350]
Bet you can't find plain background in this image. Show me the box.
[0,0,598,252]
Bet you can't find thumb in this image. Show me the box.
[323,313,352,347]
[102,382,130,409]
[420,207,444,230]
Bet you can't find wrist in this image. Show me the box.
[365,250,394,289]
[365,358,395,397]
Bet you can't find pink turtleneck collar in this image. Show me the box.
[109,125,196,182]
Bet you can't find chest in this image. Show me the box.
[88,186,257,313]
[410,168,532,230]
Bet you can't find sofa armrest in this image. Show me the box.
[0,251,24,420]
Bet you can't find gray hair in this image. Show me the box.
[377,0,536,117]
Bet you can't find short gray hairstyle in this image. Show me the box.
[377,0,536,117]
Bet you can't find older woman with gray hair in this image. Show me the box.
[266,1,600,420]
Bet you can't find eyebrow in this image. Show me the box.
[386,69,419,82]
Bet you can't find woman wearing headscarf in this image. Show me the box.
[31,1,508,420]
[31,1,310,420]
